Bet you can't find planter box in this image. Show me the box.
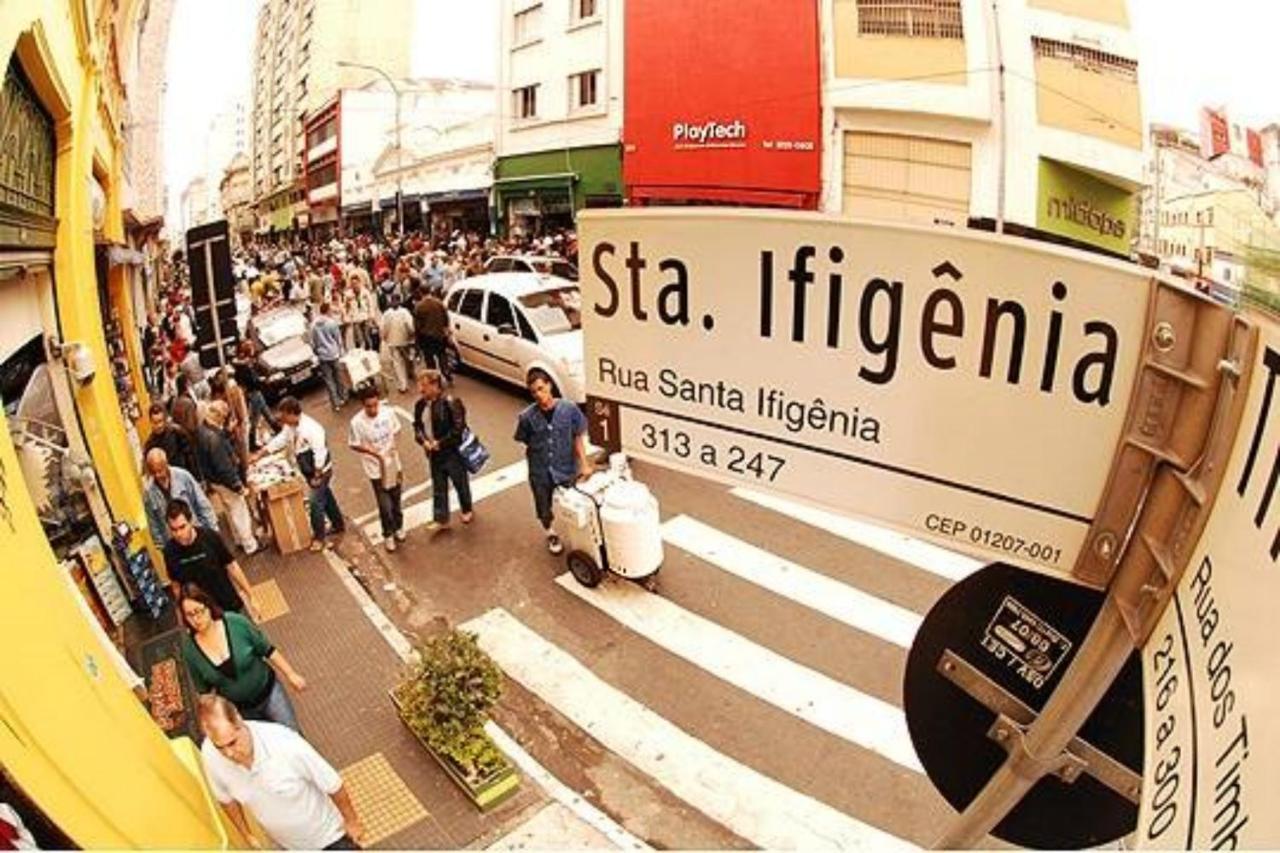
[389,686,519,811]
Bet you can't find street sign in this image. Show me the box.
[1136,326,1279,850]
[579,209,1151,579]
[185,219,238,370]
[903,561,1143,848]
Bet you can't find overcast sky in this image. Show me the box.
[162,0,499,233]
[162,0,1274,235]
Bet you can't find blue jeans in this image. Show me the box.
[318,359,345,409]
[247,390,278,451]
[430,451,472,523]
[244,678,301,733]
[308,476,346,539]
[372,477,404,538]
[530,471,573,529]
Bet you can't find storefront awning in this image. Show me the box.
[379,193,421,210]
[106,245,148,267]
[493,172,577,193]
[422,188,489,205]
[630,185,814,209]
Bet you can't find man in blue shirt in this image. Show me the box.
[513,371,591,554]
[144,447,220,548]
[310,301,346,411]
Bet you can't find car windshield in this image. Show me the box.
[518,288,582,335]
[529,258,579,281]
[256,311,307,347]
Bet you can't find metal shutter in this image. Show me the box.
[842,131,971,227]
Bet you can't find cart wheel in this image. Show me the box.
[566,550,604,588]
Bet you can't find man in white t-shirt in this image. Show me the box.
[254,396,346,551]
[198,694,365,850]
[348,384,405,551]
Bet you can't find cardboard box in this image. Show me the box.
[261,477,312,554]
[339,348,384,393]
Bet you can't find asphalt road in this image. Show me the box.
[297,360,966,849]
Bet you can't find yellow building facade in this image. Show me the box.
[1,1,229,847]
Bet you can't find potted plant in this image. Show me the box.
[390,629,519,810]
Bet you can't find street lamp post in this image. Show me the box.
[338,60,404,240]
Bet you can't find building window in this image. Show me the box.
[857,0,963,39]
[572,0,598,22]
[307,118,336,150]
[306,163,337,190]
[570,70,599,110]
[514,4,543,46]
[514,84,539,120]
[1031,38,1138,82]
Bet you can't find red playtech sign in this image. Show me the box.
[623,0,821,209]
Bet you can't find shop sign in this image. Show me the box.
[673,120,748,149]
[1137,329,1279,850]
[624,0,820,199]
[580,209,1151,575]
[1247,129,1264,168]
[1201,108,1231,160]
[1037,159,1135,256]
[508,198,538,217]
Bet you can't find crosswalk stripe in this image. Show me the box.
[463,608,915,851]
[363,460,529,542]
[553,574,922,774]
[322,553,644,849]
[662,514,923,649]
[730,488,982,583]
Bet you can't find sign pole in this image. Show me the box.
[198,234,230,371]
[935,312,1256,848]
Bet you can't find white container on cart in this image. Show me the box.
[552,455,664,590]
[599,481,663,579]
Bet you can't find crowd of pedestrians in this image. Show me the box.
[132,226,590,849]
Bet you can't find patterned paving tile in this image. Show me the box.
[250,578,290,622]
[340,752,429,847]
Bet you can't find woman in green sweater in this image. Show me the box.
[178,584,307,732]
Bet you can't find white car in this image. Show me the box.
[484,255,579,282]
[444,273,585,403]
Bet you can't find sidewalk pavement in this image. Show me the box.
[239,540,548,850]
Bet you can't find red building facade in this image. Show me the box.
[623,0,822,209]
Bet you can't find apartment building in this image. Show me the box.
[220,153,255,248]
[180,175,214,232]
[249,0,414,237]
[302,78,494,238]
[1139,124,1247,258]
[1157,189,1280,297]
[823,0,1143,257]
[1138,110,1280,304]
[495,0,625,235]
[333,78,495,237]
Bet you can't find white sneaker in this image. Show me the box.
[395,529,407,542]
[547,533,564,555]
[385,537,397,553]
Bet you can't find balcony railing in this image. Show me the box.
[856,0,964,39]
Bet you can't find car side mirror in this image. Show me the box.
[497,324,517,336]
